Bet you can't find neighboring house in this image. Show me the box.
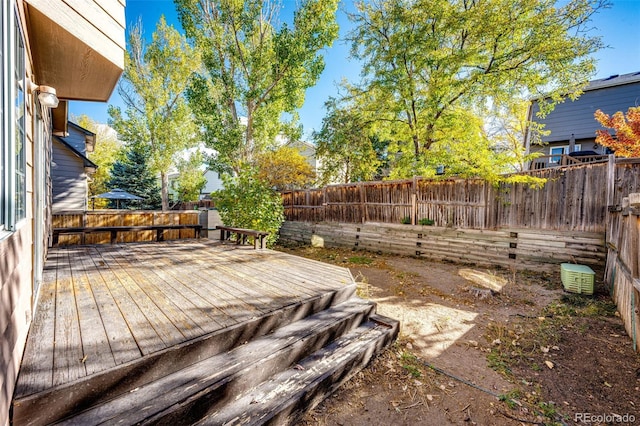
[287,139,321,175]
[200,169,225,198]
[184,139,319,200]
[51,122,97,212]
[0,1,124,424]
[525,71,640,168]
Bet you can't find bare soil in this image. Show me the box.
[276,244,640,426]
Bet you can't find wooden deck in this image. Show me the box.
[14,240,354,402]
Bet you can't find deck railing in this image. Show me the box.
[528,154,610,170]
[52,210,202,246]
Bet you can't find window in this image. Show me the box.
[14,13,26,223]
[550,144,582,164]
[1,3,27,233]
[1,3,5,231]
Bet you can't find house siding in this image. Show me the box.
[0,5,37,423]
[531,80,640,144]
[0,0,124,423]
[62,125,88,154]
[52,138,88,212]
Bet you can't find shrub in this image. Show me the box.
[212,167,285,247]
[400,216,412,224]
[418,218,434,226]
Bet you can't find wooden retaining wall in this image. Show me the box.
[604,199,640,352]
[52,211,201,246]
[280,221,605,273]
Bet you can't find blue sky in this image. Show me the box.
[70,0,640,140]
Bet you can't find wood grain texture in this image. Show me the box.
[282,160,640,232]
[14,240,355,402]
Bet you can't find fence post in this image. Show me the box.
[411,177,417,225]
[606,154,615,209]
[322,187,327,222]
[359,182,367,223]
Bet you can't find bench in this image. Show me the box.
[216,226,269,249]
[52,224,203,246]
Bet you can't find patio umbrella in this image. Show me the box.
[91,188,143,209]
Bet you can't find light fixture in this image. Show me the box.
[37,86,59,108]
[27,78,59,108]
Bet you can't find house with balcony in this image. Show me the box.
[525,72,640,169]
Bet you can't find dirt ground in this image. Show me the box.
[275,244,640,426]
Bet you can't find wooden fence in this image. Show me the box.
[604,195,640,352]
[52,211,201,246]
[282,158,640,233]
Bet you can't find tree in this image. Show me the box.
[255,146,315,190]
[174,149,207,202]
[212,166,285,246]
[176,0,339,173]
[108,16,201,210]
[313,97,386,184]
[346,0,607,177]
[108,146,162,210]
[595,107,640,157]
[72,114,122,209]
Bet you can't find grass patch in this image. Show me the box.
[348,256,373,265]
[400,352,422,378]
[499,389,522,409]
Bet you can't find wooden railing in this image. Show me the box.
[52,211,202,246]
[528,154,609,170]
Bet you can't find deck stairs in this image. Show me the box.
[13,283,398,425]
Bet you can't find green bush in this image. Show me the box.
[212,167,285,247]
[418,218,435,226]
[400,216,412,224]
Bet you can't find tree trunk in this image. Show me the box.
[161,171,169,211]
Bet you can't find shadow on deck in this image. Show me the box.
[12,240,397,425]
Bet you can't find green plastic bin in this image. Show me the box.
[560,263,594,295]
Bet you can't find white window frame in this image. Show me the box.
[549,144,581,164]
[1,1,27,236]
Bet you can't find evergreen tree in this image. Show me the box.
[108,146,162,210]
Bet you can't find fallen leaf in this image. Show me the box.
[426,394,434,401]
[541,346,549,353]
[545,361,554,369]
[604,382,612,388]
[492,339,501,346]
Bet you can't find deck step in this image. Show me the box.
[197,315,399,426]
[55,298,392,425]
[13,284,358,426]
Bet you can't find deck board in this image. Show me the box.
[77,250,141,365]
[53,249,86,387]
[16,252,58,394]
[88,247,167,355]
[14,240,353,401]
[128,244,264,323]
[69,247,116,375]
[107,244,205,341]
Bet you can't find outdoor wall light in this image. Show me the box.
[27,79,59,108]
[36,85,59,108]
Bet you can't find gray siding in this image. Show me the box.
[62,125,87,154]
[51,139,87,212]
[532,81,640,143]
